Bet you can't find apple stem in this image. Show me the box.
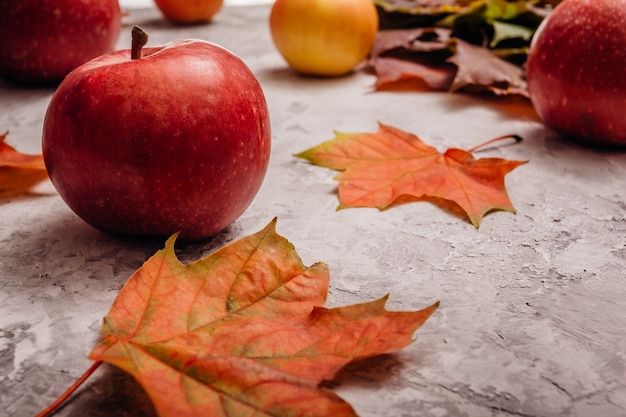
[131,25,149,60]
[467,134,522,153]
[34,361,103,417]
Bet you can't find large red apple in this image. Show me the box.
[526,0,626,146]
[0,0,122,85]
[42,27,271,241]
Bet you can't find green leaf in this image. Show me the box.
[490,20,534,47]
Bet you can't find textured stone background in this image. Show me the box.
[1,5,625,417]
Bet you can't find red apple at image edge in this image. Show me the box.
[0,0,121,85]
[526,0,626,146]
[42,27,271,241]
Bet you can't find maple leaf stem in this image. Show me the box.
[466,134,522,153]
[35,360,103,417]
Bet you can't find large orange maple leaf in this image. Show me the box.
[81,219,438,417]
[0,131,48,197]
[296,123,527,227]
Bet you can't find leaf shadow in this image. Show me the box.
[343,193,473,226]
[322,353,405,390]
[56,355,404,416]
[328,183,481,227]
[55,364,157,417]
[390,194,471,223]
[370,77,439,93]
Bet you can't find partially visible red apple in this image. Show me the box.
[154,0,224,24]
[42,27,271,241]
[526,0,626,146]
[0,0,121,85]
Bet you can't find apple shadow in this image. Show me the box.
[256,65,363,88]
[0,75,60,90]
[254,65,300,83]
[542,128,626,153]
[3,201,243,288]
[438,92,626,154]
[124,15,216,30]
[440,91,542,123]
[119,6,226,37]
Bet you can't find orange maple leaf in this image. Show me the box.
[39,219,438,417]
[0,131,48,197]
[295,123,527,227]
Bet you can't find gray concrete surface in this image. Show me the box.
[1,5,625,417]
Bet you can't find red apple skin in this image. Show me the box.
[42,39,271,241]
[0,0,121,85]
[526,0,626,146]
